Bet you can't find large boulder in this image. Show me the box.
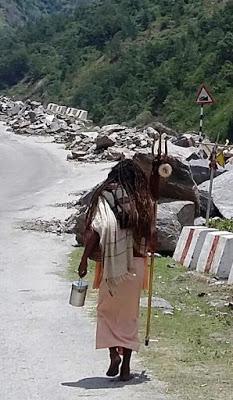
[189,159,226,185]
[96,135,116,150]
[226,157,233,170]
[171,133,196,148]
[148,121,177,137]
[157,200,195,253]
[198,170,233,219]
[153,139,200,160]
[101,124,127,134]
[198,189,217,218]
[134,153,200,215]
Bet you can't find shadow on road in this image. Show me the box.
[61,370,150,389]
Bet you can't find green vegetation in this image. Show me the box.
[0,0,82,26]
[1,0,233,139]
[209,218,233,233]
[67,250,233,400]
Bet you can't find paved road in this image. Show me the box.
[0,123,171,400]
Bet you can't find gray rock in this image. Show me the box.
[190,158,226,185]
[80,131,98,141]
[153,140,199,160]
[28,111,37,123]
[105,147,135,161]
[157,200,195,252]
[19,120,31,129]
[226,157,233,170]
[96,135,116,150]
[140,296,173,310]
[29,100,41,109]
[143,127,159,139]
[30,123,46,130]
[140,140,148,148]
[69,136,82,148]
[7,103,23,116]
[45,114,55,125]
[198,189,217,218]
[71,150,87,160]
[172,134,195,148]
[24,128,34,135]
[128,144,137,150]
[149,121,177,137]
[194,217,206,226]
[198,170,233,218]
[101,124,127,134]
[49,120,67,133]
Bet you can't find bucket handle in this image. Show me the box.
[77,279,83,288]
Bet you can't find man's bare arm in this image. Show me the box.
[78,230,100,278]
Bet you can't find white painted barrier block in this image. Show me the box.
[173,226,206,265]
[59,105,67,115]
[228,264,233,284]
[47,104,88,120]
[209,234,233,279]
[173,226,192,263]
[184,228,217,269]
[56,105,62,113]
[47,103,58,112]
[196,231,233,274]
[68,108,78,117]
[79,110,88,121]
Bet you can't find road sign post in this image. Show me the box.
[196,84,215,142]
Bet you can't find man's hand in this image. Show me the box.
[78,258,88,278]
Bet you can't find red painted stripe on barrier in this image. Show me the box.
[180,229,195,265]
[205,235,220,273]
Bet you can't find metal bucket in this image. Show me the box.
[69,280,88,307]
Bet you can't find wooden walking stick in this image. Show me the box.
[145,135,172,346]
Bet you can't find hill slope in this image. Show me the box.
[0,0,82,26]
[0,0,233,140]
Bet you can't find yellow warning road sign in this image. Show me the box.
[216,151,225,167]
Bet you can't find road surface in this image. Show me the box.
[0,122,171,399]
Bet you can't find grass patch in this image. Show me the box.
[67,250,233,399]
[209,219,233,233]
[140,257,233,400]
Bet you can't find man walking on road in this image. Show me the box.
[78,159,154,381]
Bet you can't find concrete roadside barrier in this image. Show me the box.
[196,231,233,275]
[47,104,88,120]
[47,103,59,113]
[59,105,67,115]
[208,234,233,279]
[79,110,88,121]
[173,226,209,266]
[228,264,233,284]
[184,228,217,270]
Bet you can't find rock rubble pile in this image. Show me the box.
[0,96,162,161]
[2,96,233,251]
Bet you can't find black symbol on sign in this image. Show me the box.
[199,95,209,101]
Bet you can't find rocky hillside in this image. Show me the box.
[0,0,233,140]
[0,0,82,26]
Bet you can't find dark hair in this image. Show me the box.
[86,159,154,242]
